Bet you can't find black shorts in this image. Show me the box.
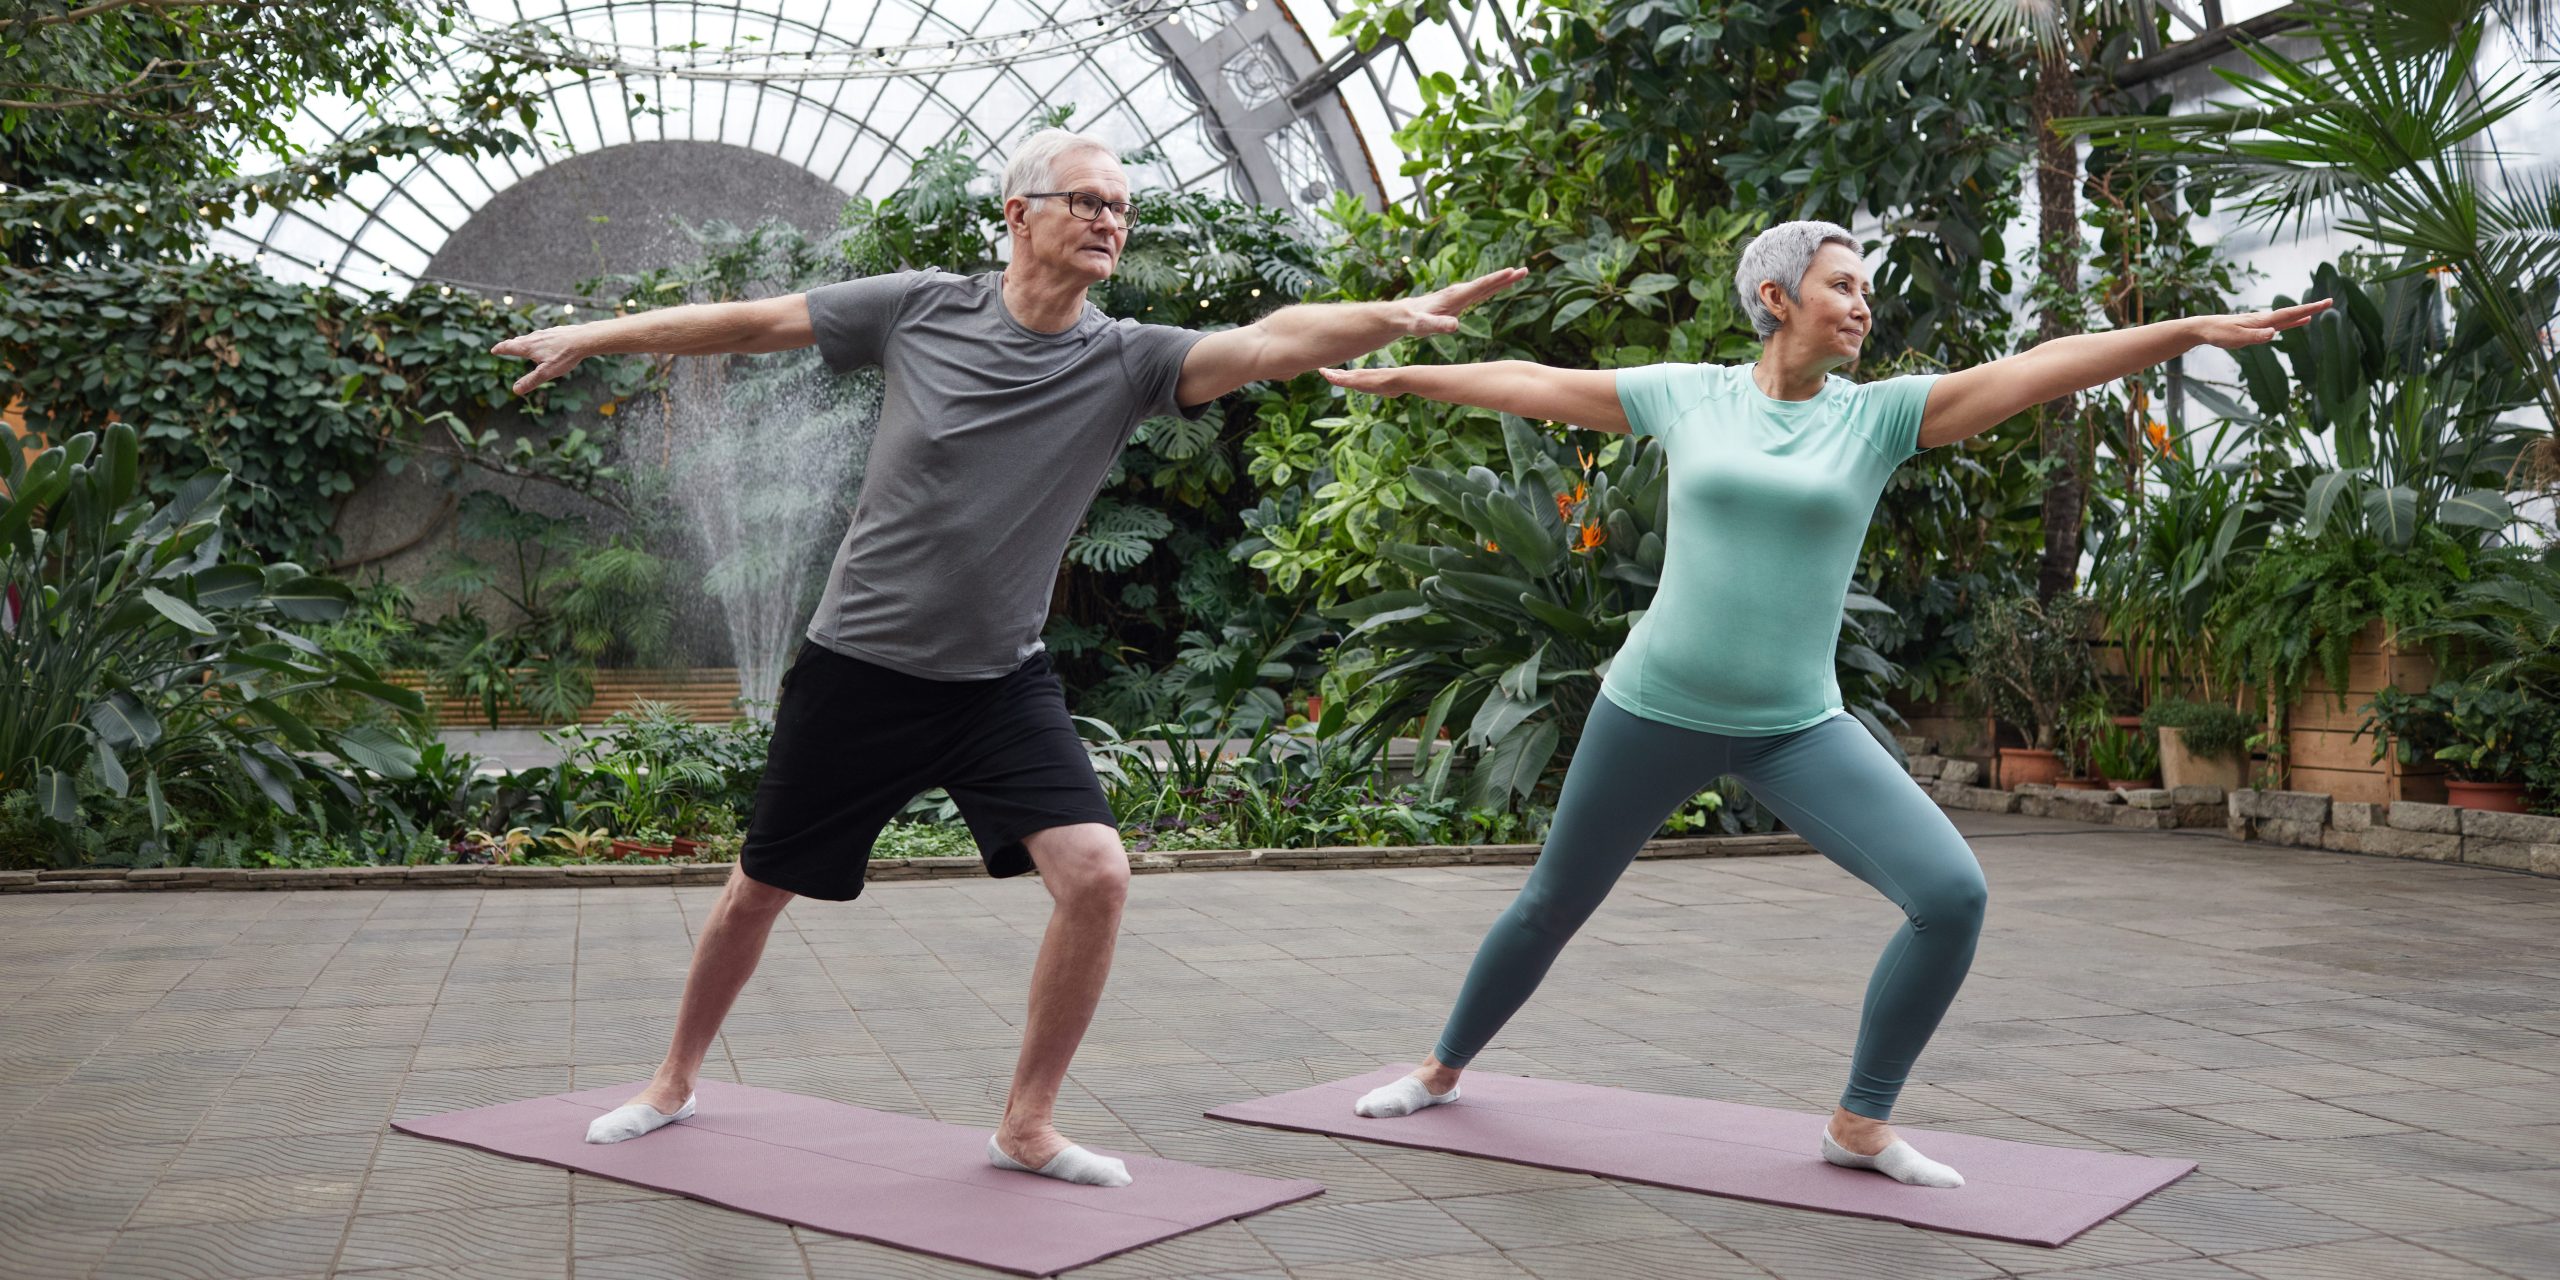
[738,641,1118,901]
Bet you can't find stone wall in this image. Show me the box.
[1908,741,2560,879]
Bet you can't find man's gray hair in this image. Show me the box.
[1002,128,1118,205]
[1733,219,1860,339]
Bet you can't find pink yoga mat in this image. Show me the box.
[394,1080,1322,1276]
[1206,1065,2193,1246]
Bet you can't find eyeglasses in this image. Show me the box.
[1025,191,1137,224]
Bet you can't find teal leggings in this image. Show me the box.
[1433,695,1987,1120]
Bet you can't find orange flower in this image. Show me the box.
[1483,539,1500,553]
[1553,482,1588,522]
[1573,521,1606,553]
[2144,419,2177,459]
[1575,447,1595,472]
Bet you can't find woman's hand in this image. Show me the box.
[491,325,592,395]
[1320,365,1413,396]
[2189,298,2334,350]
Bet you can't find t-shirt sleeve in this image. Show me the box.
[1859,372,1942,459]
[803,271,923,371]
[1117,320,1211,421]
[1614,363,1699,440]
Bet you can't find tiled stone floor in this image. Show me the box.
[4,811,2556,1279]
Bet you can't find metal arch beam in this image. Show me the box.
[1135,1,1387,213]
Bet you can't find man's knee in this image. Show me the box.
[726,864,797,918]
[1028,824,1129,912]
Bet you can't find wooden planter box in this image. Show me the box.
[392,667,744,727]
[2283,620,2445,805]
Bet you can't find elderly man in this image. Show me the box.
[493,128,1522,1186]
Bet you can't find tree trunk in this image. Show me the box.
[2033,48,2087,602]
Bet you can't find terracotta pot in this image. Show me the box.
[2054,776,2107,791]
[2444,780,2530,813]
[2157,726,2246,792]
[2110,714,2144,729]
[609,839,674,861]
[1998,747,2064,789]
[1305,695,1324,722]
[2104,777,2161,791]
[668,837,703,861]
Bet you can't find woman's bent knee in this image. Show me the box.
[1915,873,1988,935]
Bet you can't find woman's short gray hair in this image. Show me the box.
[1002,128,1117,205]
[1734,220,1860,339]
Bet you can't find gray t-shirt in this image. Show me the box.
[800,269,1207,679]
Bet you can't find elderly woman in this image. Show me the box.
[1324,220,2328,1187]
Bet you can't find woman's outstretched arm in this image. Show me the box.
[1917,299,2333,449]
[1322,360,1631,434]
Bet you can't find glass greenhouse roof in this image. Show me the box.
[210,0,1510,297]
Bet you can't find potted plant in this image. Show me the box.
[2140,699,2255,791]
[1961,592,2099,789]
[2362,681,2549,813]
[613,826,678,860]
[2088,723,2162,790]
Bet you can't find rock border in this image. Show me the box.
[0,833,1811,894]
[1910,752,2560,879]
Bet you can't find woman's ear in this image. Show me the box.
[1758,278,1790,328]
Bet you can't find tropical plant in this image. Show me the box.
[2140,697,2257,760]
[2086,418,2284,704]
[1,0,546,266]
[0,424,427,863]
[1962,591,2100,752]
[2192,267,2534,551]
[2395,548,2560,703]
[2205,526,2471,717]
[2361,680,2554,785]
[2061,0,2560,483]
[2086,721,2161,783]
[416,490,675,725]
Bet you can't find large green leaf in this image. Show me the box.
[1478,491,1559,576]
[2439,488,2515,530]
[139,586,215,635]
[35,768,76,823]
[86,690,163,748]
[2362,485,2420,546]
[333,725,420,780]
[1470,718,1560,806]
[261,574,353,623]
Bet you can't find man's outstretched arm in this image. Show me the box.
[491,294,816,396]
[1174,267,1527,406]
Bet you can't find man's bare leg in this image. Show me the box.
[621,864,798,1114]
[989,822,1128,1174]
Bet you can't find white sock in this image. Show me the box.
[584,1095,696,1144]
[1354,1075,1459,1118]
[987,1134,1133,1187]
[1822,1125,1964,1188]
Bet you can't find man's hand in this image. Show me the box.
[1175,267,1530,405]
[2189,298,2333,350]
[491,325,590,396]
[1396,267,1529,336]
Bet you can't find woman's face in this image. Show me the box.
[1775,243,1874,362]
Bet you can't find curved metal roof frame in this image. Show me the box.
[214,0,1502,299]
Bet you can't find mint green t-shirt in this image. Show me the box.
[1599,362,1940,736]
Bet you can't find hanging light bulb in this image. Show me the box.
[503,294,515,305]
